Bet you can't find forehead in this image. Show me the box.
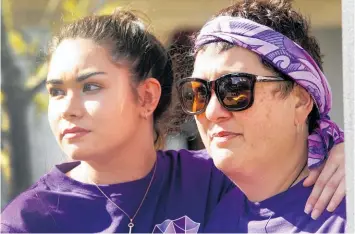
[47,38,111,79]
[192,45,271,79]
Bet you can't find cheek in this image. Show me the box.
[47,101,61,136]
[85,90,140,133]
[83,89,124,120]
[83,100,102,118]
[241,98,295,147]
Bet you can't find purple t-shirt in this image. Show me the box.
[1,149,234,233]
[204,178,346,233]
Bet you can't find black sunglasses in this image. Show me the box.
[176,72,285,115]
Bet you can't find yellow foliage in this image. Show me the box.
[62,0,90,22]
[0,91,5,105]
[0,150,12,184]
[26,63,48,89]
[33,93,49,114]
[1,110,10,132]
[8,30,28,55]
[62,0,77,12]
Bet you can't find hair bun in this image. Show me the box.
[112,8,138,20]
[112,8,146,30]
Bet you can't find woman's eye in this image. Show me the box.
[49,88,65,97]
[83,83,101,92]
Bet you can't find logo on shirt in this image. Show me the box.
[152,215,200,233]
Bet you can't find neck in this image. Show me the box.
[84,148,156,185]
[68,123,157,185]
[228,142,309,202]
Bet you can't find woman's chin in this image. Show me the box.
[209,147,248,174]
[62,145,92,161]
[209,148,235,169]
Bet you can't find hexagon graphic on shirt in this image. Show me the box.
[152,215,200,233]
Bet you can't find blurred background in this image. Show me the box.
[1,0,343,208]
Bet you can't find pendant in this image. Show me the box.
[128,222,134,234]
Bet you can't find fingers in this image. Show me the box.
[311,168,344,219]
[326,177,346,212]
[304,161,338,217]
[303,139,345,219]
[303,164,324,187]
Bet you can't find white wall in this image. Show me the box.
[313,28,344,128]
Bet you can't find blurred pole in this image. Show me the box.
[342,0,355,232]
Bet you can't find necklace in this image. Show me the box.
[90,161,157,234]
[264,161,308,233]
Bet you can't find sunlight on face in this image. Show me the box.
[192,45,297,175]
[47,38,141,161]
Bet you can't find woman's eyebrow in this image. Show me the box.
[46,79,63,85]
[76,71,106,82]
[46,71,107,85]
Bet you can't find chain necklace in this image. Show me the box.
[264,161,308,233]
[90,161,157,234]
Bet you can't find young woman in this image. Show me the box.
[1,9,345,233]
[175,1,346,232]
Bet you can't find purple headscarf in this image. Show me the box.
[195,16,344,168]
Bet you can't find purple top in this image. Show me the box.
[204,178,346,233]
[1,150,233,233]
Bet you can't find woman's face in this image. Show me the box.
[193,45,301,176]
[47,38,142,161]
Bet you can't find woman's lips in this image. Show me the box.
[61,127,91,140]
[211,131,242,144]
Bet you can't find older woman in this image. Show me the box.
[176,0,346,232]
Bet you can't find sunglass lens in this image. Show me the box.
[218,76,252,110]
[180,81,208,113]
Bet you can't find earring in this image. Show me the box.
[142,110,149,120]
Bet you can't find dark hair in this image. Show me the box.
[48,10,173,149]
[166,31,197,135]
[194,0,321,132]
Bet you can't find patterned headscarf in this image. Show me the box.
[195,16,344,168]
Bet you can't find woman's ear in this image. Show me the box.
[293,85,314,125]
[137,78,162,118]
